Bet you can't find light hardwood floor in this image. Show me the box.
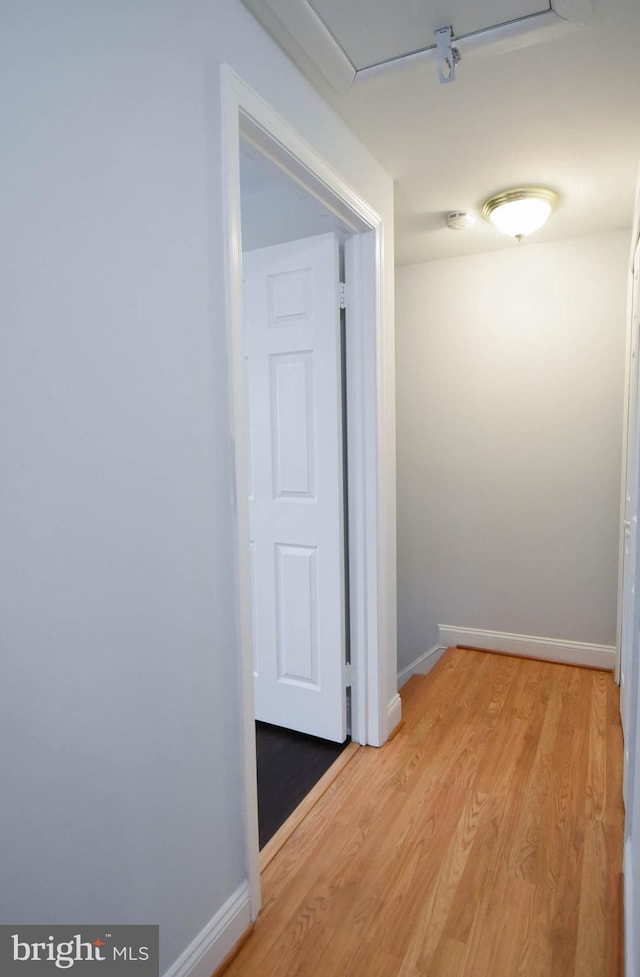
[223,648,624,977]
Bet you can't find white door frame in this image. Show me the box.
[616,203,640,690]
[619,175,640,977]
[616,174,640,695]
[220,64,395,918]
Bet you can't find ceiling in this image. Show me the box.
[241,0,640,264]
[303,0,552,71]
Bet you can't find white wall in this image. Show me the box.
[240,150,352,251]
[0,2,394,973]
[395,231,628,674]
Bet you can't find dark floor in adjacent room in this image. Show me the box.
[256,721,350,849]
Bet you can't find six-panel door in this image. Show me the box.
[242,233,347,742]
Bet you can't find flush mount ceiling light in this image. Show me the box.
[482,187,558,241]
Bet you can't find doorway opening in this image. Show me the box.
[239,144,354,845]
[221,63,392,917]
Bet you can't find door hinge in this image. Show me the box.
[345,662,354,688]
[338,281,347,310]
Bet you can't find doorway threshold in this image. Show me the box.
[259,741,361,872]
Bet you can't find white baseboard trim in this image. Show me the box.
[438,625,615,671]
[625,838,635,977]
[387,692,402,739]
[397,644,446,689]
[163,881,251,977]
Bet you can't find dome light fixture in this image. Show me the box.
[482,187,558,241]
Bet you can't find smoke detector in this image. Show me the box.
[446,211,475,231]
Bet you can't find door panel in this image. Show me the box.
[243,232,346,742]
[275,543,319,685]
[271,352,315,497]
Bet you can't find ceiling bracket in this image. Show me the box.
[434,26,460,84]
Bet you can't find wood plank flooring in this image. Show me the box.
[222,648,624,977]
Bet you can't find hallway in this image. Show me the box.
[222,648,624,977]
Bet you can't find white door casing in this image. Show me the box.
[620,180,640,977]
[620,236,640,811]
[221,63,397,922]
[243,233,346,742]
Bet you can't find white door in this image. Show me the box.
[242,232,347,743]
[621,237,640,806]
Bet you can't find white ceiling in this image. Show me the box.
[242,0,640,264]
[308,0,551,70]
